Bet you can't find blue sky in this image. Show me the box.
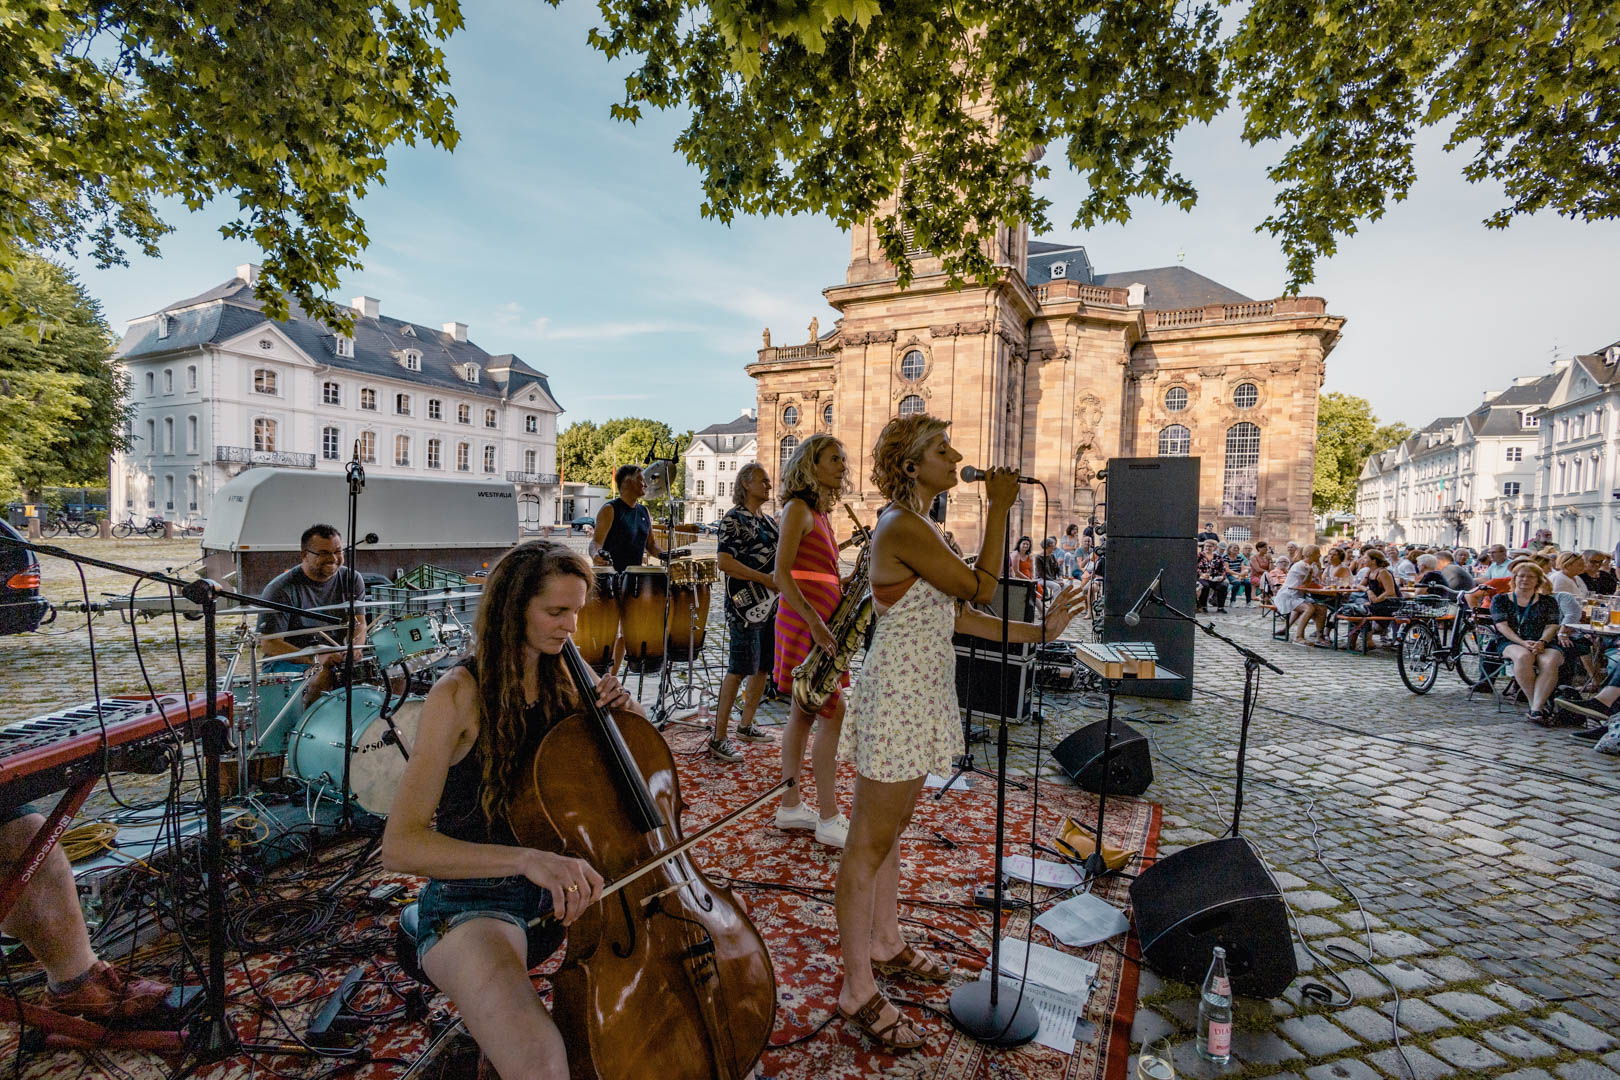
[68,1,1619,436]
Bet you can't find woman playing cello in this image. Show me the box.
[382,542,623,1080]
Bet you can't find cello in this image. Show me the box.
[507,639,778,1079]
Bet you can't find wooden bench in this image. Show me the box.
[1336,611,1454,653]
[1259,602,1289,641]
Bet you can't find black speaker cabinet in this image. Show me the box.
[1051,720,1152,795]
[954,645,1035,722]
[1104,457,1202,539]
[1129,836,1298,998]
[1102,537,1198,619]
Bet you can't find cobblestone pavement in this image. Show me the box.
[8,541,1618,1080]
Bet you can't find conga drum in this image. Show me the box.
[617,565,670,673]
[573,569,622,673]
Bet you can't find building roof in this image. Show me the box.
[116,274,562,410]
[695,414,758,437]
[1022,244,1254,309]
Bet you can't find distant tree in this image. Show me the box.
[557,417,693,515]
[0,0,461,331]
[1370,422,1415,452]
[0,258,130,502]
[1312,392,1378,514]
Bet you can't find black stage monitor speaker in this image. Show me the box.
[1051,721,1153,796]
[1128,836,1298,999]
[1104,458,1202,539]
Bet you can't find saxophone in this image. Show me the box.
[792,504,874,715]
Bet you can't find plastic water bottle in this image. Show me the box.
[1197,945,1233,1064]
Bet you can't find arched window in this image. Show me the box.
[823,403,834,427]
[187,415,198,453]
[162,417,174,454]
[782,405,799,428]
[187,475,199,512]
[164,369,173,393]
[779,436,799,473]
[186,365,198,391]
[253,418,277,452]
[1222,422,1261,517]
[898,394,925,417]
[145,372,155,396]
[1164,386,1188,412]
[1233,382,1259,409]
[394,434,411,466]
[1158,424,1191,456]
[899,350,926,381]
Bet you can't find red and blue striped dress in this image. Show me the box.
[773,508,846,717]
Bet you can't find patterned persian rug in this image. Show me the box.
[0,740,1158,1080]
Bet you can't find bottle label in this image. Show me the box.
[1214,976,1230,996]
[1207,1021,1231,1056]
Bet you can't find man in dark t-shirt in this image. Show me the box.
[258,523,367,701]
[590,464,667,674]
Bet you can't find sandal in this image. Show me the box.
[873,944,953,982]
[839,992,925,1052]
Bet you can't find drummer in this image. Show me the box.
[589,465,667,674]
[258,524,369,703]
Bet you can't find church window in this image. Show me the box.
[1224,526,1252,543]
[779,436,799,473]
[1221,423,1260,517]
[898,394,925,418]
[900,350,926,381]
[782,405,799,427]
[823,403,834,427]
[1164,387,1188,412]
[1158,424,1191,457]
[1233,383,1259,409]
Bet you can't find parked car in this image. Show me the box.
[0,519,50,634]
[570,515,597,533]
[703,520,723,536]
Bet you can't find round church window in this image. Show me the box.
[900,350,926,381]
[1234,383,1259,409]
[1165,386,1188,412]
[782,405,799,427]
[823,403,834,427]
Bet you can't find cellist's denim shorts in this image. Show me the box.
[415,875,552,967]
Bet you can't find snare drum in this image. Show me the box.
[287,688,424,815]
[618,566,670,673]
[573,569,623,673]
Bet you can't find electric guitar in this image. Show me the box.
[725,576,778,628]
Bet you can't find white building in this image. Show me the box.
[1530,345,1620,552]
[682,410,759,525]
[111,264,564,529]
[1355,371,1555,547]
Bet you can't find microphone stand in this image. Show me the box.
[340,447,365,832]
[1135,588,1283,835]
[948,503,1040,1047]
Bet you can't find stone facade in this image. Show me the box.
[749,223,1344,549]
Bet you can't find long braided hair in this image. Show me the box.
[469,540,594,827]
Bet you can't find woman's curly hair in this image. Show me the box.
[870,413,951,510]
[779,433,846,514]
[469,541,593,827]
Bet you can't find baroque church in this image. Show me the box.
[748,217,1345,549]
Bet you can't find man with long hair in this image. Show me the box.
[712,462,779,763]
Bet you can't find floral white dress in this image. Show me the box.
[839,574,964,782]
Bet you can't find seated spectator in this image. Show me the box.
[1480,544,1512,579]
[1395,547,1419,582]
[1275,544,1328,645]
[1437,548,1474,592]
[1058,524,1082,576]
[1344,549,1400,651]
[1578,550,1615,595]
[1548,551,1590,598]
[1008,535,1034,580]
[1035,537,1065,602]
[1250,541,1275,600]
[1413,553,1444,589]
[1491,562,1566,724]
[1225,543,1252,605]
[1196,539,1228,614]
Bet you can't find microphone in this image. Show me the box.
[362,533,379,545]
[959,466,1039,485]
[1122,568,1164,627]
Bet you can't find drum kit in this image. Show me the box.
[575,556,718,676]
[220,595,472,817]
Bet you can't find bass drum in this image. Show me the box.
[574,570,622,674]
[287,688,424,815]
[617,566,669,673]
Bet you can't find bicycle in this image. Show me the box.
[111,515,165,539]
[1395,585,1501,694]
[39,511,94,539]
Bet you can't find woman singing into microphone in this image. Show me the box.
[833,414,1084,1051]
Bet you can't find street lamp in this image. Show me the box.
[1441,501,1473,544]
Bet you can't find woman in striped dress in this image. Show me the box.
[772,433,852,848]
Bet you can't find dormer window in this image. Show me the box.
[336,335,354,358]
[1519,411,1540,429]
[463,363,480,384]
[1049,262,1067,279]
[400,324,417,337]
[400,349,421,372]
[156,313,170,340]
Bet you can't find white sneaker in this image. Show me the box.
[814,814,850,848]
[774,802,820,831]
